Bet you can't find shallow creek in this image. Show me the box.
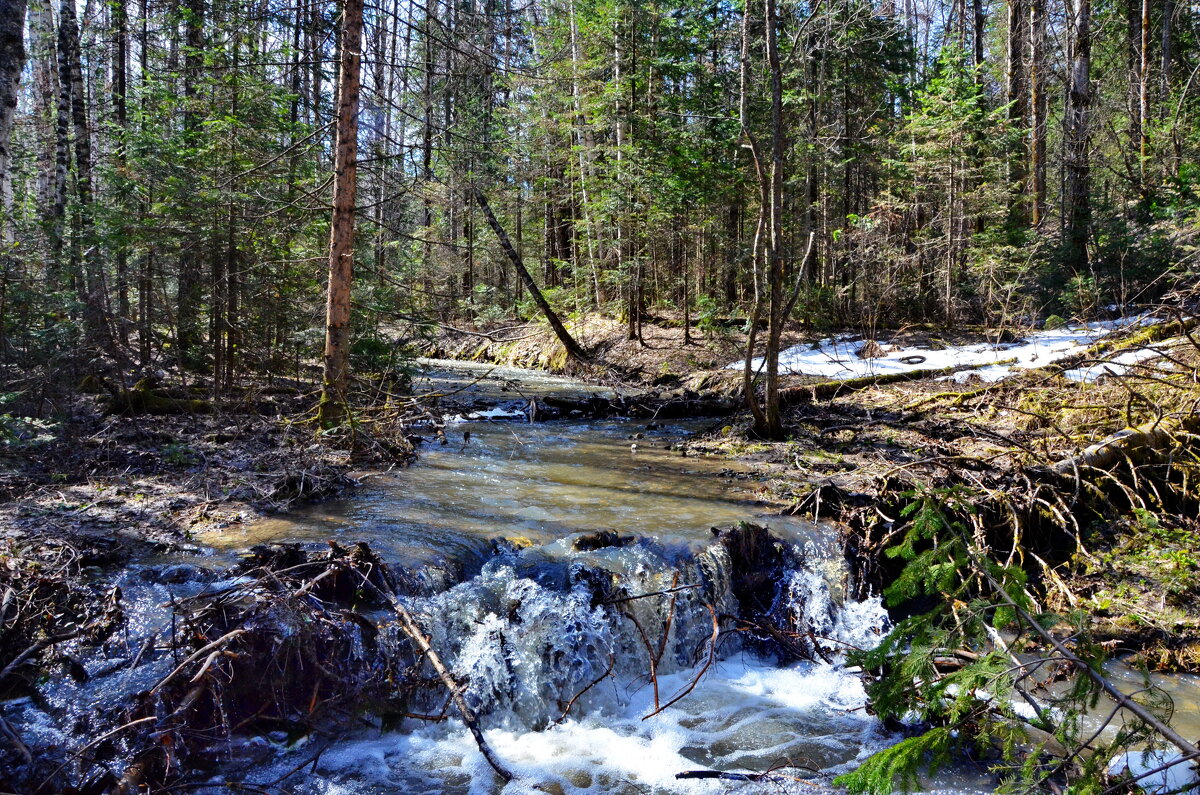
[9,361,1200,794]
[196,416,905,793]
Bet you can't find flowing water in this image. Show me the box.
[8,361,1200,794]
[186,365,899,792]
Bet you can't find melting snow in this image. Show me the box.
[729,317,1153,383]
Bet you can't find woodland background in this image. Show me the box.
[0,0,1198,382]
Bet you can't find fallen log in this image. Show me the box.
[1051,414,1200,476]
[105,380,213,415]
[779,359,1012,406]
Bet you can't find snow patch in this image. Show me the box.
[729,317,1152,383]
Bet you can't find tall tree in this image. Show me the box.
[1029,0,1046,225]
[176,0,206,366]
[1065,0,1092,273]
[318,0,365,426]
[1007,0,1028,221]
[59,0,110,348]
[0,0,28,244]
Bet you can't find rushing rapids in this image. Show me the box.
[219,526,895,793]
[3,519,895,794]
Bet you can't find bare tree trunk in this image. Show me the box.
[215,24,240,389]
[1007,0,1028,220]
[759,0,786,440]
[318,0,363,425]
[474,186,588,363]
[1065,0,1091,273]
[1138,0,1150,185]
[1126,0,1142,180]
[0,0,29,244]
[112,0,130,336]
[1160,0,1173,102]
[138,0,152,365]
[59,0,111,349]
[738,0,769,434]
[972,0,985,70]
[176,0,205,366]
[1029,0,1047,225]
[29,0,60,264]
[421,0,434,308]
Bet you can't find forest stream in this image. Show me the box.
[6,361,1200,795]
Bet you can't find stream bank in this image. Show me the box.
[4,308,1200,793]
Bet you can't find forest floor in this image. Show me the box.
[0,386,358,554]
[428,310,1200,672]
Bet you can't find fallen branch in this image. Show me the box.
[602,583,702,605]
[149,628,246,696]
[0,630,82,683]
[358,572,516,783]
[556,653,616,723]
[642,604,720,720]
[977,563,1200,762]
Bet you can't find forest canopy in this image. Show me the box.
[0,0,1198,384]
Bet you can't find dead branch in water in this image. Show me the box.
[556,653,616,724]
[355,571,517,784]
[642,604,720,720]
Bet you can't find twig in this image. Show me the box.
[149,628,246,696]
[35,717,156,793]
[0,715,31,765]
[602,583,701,605]
[0,630,82,683]
[556,653,616,723]
[642,604,720,720]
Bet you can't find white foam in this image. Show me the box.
[248,654,893,794]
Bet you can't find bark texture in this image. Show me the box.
[0,0,29,243]
[318,0,364,425]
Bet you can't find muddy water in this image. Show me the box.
[203,418,820,583]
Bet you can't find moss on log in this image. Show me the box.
[106,380,213,416]
[1052,414,1200,476]
[780,364,972,405]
